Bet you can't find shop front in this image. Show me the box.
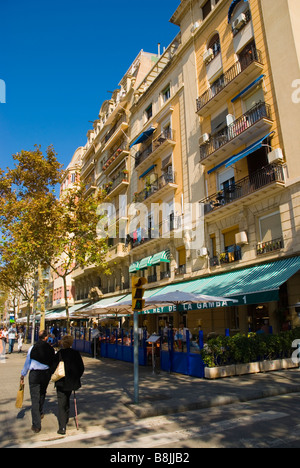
[70,257,300,378]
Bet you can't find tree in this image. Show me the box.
[0,146,109,333]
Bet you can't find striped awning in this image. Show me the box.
[150,250,171,266]
[176,257,300,305]
[139,256,153,270]
[129,261,140,273]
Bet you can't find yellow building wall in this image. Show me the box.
[194,0,283,196]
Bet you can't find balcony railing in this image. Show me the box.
[128,215,182,249]
[256,237,284,256]
[104,114,128,143]
[200,101,271,161]
[133,171,176,203]
[135,128,175,168]
[196,46,262,112]
[220,245,242,264]
[200,163,285,214]
[102,141,129,172]
[105,172,129,195]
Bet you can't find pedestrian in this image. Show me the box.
[20,330,56,433]
[0,327,8,361]
[8,323,18,353]
[53,335,84,435]
[91,323,100,358]
[18,328,24,353]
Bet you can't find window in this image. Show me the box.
[162,85,171,103]
[218,167,235,191]
[145,104,153,121]
[202,0,212,20]
[211,108,228,133]
[259,212,282,243]
[208,33,221,58]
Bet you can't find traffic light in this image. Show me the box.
[132,276,148,312]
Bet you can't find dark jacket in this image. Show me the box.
[54,348,84,392]
[30,340,56,367]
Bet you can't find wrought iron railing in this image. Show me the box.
[200,101,271,161]
[196,46,262,112]
[200,164,285,214]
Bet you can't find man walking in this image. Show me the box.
[20,330,56,433]
[8,323,18,354]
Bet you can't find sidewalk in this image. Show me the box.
[1,343,300,447]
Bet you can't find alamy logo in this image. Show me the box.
[0,79,6,103]
[292,79,300,104]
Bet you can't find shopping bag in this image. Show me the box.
[15,383,25,409]
[51,360,65,382]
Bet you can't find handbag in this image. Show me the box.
[15,382,25,409]
[51,359,65,383]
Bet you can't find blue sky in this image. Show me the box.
[0,0,179,171]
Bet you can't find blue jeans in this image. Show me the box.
[8,339,15,353]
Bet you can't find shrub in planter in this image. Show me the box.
[200,328,300,368]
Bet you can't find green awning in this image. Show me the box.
[171,257,300,306]
[142,257,300,312]
[129,261,140,273]
[139,256,153,270]
[150,250,171,266]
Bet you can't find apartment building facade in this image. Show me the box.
[58,0,299,340]
[169,0,300,336]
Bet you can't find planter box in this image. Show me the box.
[280,358,298,370]
[205,364,236,380]
[259,359,282,372]
[205,358,298,379]
[235,362,260,376]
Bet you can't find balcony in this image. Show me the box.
[105,172,129,198]
[103,114,129,151]
[175,264,186,276]
[220,245,242,264]
[199,101,273,166]
[135,128,176,170]
[102,141,129,174]
[129,215,182,250]
[196,46,263,117]
[133,171,177,204]
[200,164,285,219]
[256,237,284,256]
[106,242,129,263]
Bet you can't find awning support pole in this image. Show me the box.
[134,310,139,404]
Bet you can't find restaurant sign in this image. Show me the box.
[140,290,279,315]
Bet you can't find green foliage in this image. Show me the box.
[200,328,300,368]
[0,146,110,331]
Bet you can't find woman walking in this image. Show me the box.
[53,335,84,435]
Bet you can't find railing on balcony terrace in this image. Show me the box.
[129,215,182,249]
[104,114,128,143]
[102,141,129,171]
[196,46,262,112]
[134,171,176,203]
[200,101,271,161]
[106,172,129,195]
[135,128,175,167]
[256,237,284,256]
[200,164,285,214]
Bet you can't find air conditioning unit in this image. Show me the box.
[199,133,210,145]
[191,21,200,33]
[235,231,248,246]
[197,247,208,257]
[232,13,247,31]
[203,48,214,64]
[268,148,284,164]
[226,114,235,126]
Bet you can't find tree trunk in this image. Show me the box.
[63,275,70,333]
